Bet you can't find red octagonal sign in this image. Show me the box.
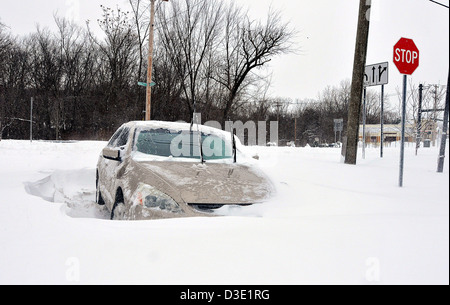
[393,38,419,75]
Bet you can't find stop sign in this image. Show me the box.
[393,38,419,75]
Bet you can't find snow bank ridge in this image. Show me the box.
[24,169,109,219]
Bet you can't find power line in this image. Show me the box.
[429,0,449,9]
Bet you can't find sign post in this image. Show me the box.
[334,118,343,144]
[393,37,420,187]
[399,74,408,187]
[362,88,366,159]
[30,97,33,143]
[364,62,389,158]
[380,84,384,158]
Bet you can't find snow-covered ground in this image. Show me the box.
[0,139,448,284]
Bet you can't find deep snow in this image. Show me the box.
[0,139,448,284]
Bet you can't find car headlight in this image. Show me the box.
[133,183,183,214]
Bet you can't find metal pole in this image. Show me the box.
[380,84,384,158]
[30,97,33,142]
[295,117,297,145]
[145,0,156,121]
[416,84,423,155]
[437,71,449,173]
[362,87,366,159]
[399,75,407,187]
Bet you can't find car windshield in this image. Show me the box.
[133,128,232,161]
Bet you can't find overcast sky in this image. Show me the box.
[1,0,449,101]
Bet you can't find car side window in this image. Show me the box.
[107,128,123,147]
[107,127,130,148]
[116,127,130,147]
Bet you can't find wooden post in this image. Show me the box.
[145,0,156,121]
[345,0,371,164]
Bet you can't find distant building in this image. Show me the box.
[359,120,439,145]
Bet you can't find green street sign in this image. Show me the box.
[138,81,156,87]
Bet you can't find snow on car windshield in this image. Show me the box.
[133,128,232,161]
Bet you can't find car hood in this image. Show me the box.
[135,160,273,205]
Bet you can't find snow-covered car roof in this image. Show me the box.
[124,120,235,141]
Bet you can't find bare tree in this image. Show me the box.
[129,0,151,83]
[0,20,12,61]
[86,5,140,128]
[54,16,98,134]
[215,7,295,123]
[0,0,297,140]
[157,0,224,117]
[0,29,32,141]
[0,21,10,139]
[395,80,445,124]
[27,27,65,139]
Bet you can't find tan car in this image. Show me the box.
[96,121,273,220]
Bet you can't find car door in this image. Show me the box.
[100,126,131,206]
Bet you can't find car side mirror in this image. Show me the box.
[103,147,121,161]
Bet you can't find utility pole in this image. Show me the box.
[431,84,439,123]
[380,84,384,158]
[345,0,371,164]
[145,0,169,121]
[416,84,423,155]
[294,117,297,146]
[437,71,449,173]
[274,101,282,122]
[30,97,33,143]
[427,0,448,172]
[274,101,282,146]
[145,0,156,121]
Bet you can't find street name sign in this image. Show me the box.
[138,81,156,87]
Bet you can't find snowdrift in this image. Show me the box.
[0,140,448,284]
[24,169,109,219]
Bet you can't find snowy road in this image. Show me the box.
[0,140,448,284]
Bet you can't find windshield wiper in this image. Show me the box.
[232,129,236,163]
[198,133,205,164]
[190,112,204,164]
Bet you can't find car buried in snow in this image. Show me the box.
[96,121,273,220]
